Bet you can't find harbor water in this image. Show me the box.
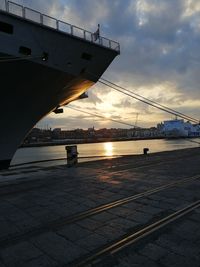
[11,138,200,167]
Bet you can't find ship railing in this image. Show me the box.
[0,0,120,52]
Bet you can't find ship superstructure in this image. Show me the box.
[0,0,120,169]
[159,119,200,138]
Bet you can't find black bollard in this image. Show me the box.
[143,148,149,155]
[65,145,78,167]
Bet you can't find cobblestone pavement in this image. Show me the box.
[0,147,199,266]
[113,207,200,267]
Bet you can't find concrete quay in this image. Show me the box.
[0,147,200,266]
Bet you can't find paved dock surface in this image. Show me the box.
[0,147,200,267]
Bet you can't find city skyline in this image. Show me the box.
[17,0,200,130]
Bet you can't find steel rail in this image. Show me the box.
[0,174,199,248]
[74,200,200,266]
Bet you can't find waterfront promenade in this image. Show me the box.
[0,147,200,266]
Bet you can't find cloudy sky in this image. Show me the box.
[19,0,200,129]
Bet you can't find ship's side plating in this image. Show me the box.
[0,10,119,169]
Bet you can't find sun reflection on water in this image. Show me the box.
[104,142,113,156]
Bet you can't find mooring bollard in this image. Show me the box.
[65,145,78,167]
[143,148,149,155]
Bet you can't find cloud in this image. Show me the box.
[19,0,200,128]
[82,90,103,105]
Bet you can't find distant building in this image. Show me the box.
[24,128,52,143]
[158,119,200,137]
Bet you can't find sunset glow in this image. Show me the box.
[104,142,113,156]
[28,0,200,130]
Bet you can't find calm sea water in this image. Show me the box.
[11,138,200,167]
